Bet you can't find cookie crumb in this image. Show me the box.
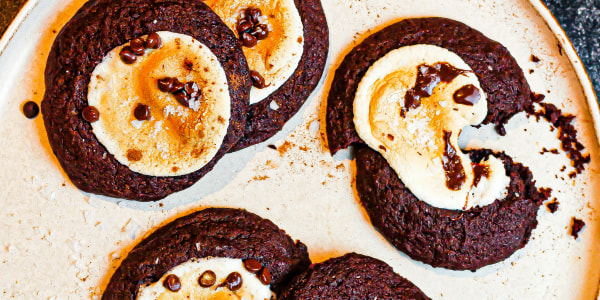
[570,217,585,239]
[546,199,559,213]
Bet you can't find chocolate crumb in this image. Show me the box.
[387,134,395,141]
[267,144,277,150]
[532,102,590,177]
[531,54,540,63]
[546,199,559,213]
[557,42,563,56]
[495,124,506,136]
[570,217,585,239]
[530,92,545,103]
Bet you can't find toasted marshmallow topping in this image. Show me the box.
[354,44,510,210]
[204,0,304,104]
[88,32,230,177]
[137,257,272,300]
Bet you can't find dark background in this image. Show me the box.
[0,0,598,98]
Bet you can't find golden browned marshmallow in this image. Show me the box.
[354,44,510,210]
[88,32,230,177]
[204,0,304,104]
[137,257,272,300]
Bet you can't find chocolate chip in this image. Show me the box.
[82,106,100,123]
[247,7,262,24]
[158,77,174,92]
[250,70,268,89]
[163,274,181,292]
[198,270,216,288]
[253,24,269,40]
[130,38,146,56]
[257,267,271,285]
[243,259,262,273]
[134,103,151,121]
[241,32,257,48]
[119,47,137,64]
[22,101,39,119]
[173,91,190,107]
[145,32,162,49]
[170,78,185,93]
[184,82,201,99]
[225,272,243,291]
[237,20,253,34]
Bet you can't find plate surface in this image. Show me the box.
[0,0,598,299]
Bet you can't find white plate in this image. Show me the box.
[0,0,598,299]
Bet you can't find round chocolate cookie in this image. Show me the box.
[229,0,329,151]
[355,147,551,270]
[279,253,430,300]
[42,0,251,201]
[103,208,310,299]
[326,17,532,154]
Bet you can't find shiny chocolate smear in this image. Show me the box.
[453,84,481,106]
[402,62,466,117]
[442,130,466,190]
[471,163,490,187]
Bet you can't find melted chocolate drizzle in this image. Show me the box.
[402,62,466,117]
[471,163,490,187]
[453,84,481,106]
[442,130,466,190]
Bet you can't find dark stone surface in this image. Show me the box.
[542,0,600,100]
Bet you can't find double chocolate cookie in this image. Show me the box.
[42,0,251,201]
[279,253,430,299]
[229,0,329,151]
[103,208,310,298]
[326,17,550,270]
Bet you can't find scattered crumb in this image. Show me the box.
[531,54,540,63]
[252,175,269,181]
[546,199,559,213]
[267,144,277,150]
[570,217,585,239]
[278,141,293,155]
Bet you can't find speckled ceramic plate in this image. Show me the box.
[0,0,598,299]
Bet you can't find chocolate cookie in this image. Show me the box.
[326,17,532,154]
[355,147,550,270]
[279,253,430,299]
[229,0,329,151]
[325,18,549,270]
[103,208,310,299]
[42,0,251,201]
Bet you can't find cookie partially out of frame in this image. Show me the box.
[356,148,550,270]
[229,0,329,151]
[326,17,532,154]
[279,253,430,299]
[103,208,310,299]
[42,0,250,201]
